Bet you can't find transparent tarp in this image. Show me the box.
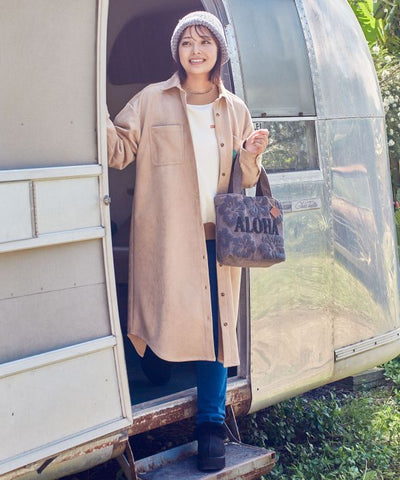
[227,0,315,117]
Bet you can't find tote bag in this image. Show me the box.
[214,155,285,267]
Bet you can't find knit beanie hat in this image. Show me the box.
[170,11,229,65]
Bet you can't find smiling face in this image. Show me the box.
[178,25,219,79]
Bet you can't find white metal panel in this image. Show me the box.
[0,241,105,300]
[0,284,111,363]
[0,182,32,243]
[0,0,98,168]
[0,345,126,474]
[35,177,101,234]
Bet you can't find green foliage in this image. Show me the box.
[384,355,400,398]
[374,0,400,52]
[239,384,400,479]
[349,0,400,52]
[348,0,385,46]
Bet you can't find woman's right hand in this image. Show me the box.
[244,129,269,155]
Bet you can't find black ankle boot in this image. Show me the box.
[196,422,226,471]
[141,347,172,385]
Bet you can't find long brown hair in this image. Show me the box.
[176,25,222,85]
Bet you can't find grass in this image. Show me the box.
[238,357,400,480]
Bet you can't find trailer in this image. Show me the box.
[1,0,399,478]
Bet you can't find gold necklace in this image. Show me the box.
[186,84,214,95]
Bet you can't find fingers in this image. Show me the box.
[249,130,269,152]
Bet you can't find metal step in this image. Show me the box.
[135,441,275,480]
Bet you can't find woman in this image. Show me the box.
[107,11,269,471]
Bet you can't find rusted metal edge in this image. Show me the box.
[128,379,251,436]
[1,433,127,480]
[241,456,276,480]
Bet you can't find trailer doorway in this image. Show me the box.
[106,0,246,408]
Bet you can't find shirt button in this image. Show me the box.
[205,285,208,290]
[219,263,223,267]
[223,322,228,327]
[220,143,225,147]
[220,292,225,297]
[221,172,226,176]
[216,113,220,117]
[203,255,206,260]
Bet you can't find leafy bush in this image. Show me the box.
[384,355,400,398]
[239,381,400,479]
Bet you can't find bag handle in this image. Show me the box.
[228,152,272,197]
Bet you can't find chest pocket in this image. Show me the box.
[151,125,184,166]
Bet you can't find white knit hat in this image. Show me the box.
[170,11,229,65]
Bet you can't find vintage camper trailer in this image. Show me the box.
[1,0,400,478]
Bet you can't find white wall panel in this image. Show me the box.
[0,240,105,300]
[0,284,111,363]
[0,181,32,243]
[35,177,101,233]
[0,0,98,168]
[0,348,122,464]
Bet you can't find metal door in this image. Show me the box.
[0,0,131,475]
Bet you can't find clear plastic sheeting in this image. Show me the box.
[226,0,315,117]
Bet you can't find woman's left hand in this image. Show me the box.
[244,129,269,155]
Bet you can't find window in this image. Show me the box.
[254,119,319,172]
[227,0,315,117]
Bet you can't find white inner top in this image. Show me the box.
[186,102,219,224]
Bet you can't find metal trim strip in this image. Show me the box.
[335,328,400,361]
[0,226,105,253]
[221,0,245,101]
[0,336,117,380]
[0,165,102,183]
[254,116,317,123]
[268,169,324,186]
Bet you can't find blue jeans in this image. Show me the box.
[196,240,228,425]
